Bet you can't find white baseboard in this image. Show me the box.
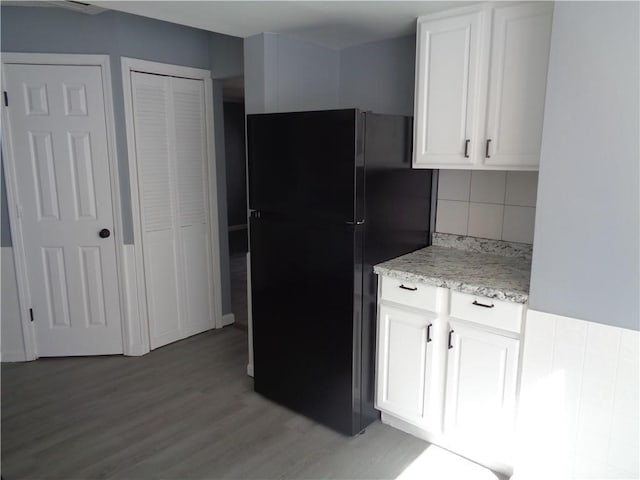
[2,246,29,362]
[125,344,147,356]
[246,363,254,377]
[1,350,28,362]
[222,313,235,327]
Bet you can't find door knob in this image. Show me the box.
[99,228,111,239]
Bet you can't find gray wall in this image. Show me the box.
[244,32,415,116]
[244,33,340,114]
[244,34,267,115]
[224,102,247,228]
[1,5,244,315]
[529,1,639,330]
[339,35,416,116]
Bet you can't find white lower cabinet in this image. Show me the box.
[443,320,520,457]
[376,275,524,474]
[376,304,438,429]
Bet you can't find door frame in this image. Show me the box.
[120,57,224,354]
[1,53,127,360]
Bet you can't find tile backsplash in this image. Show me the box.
[435,170,538,244]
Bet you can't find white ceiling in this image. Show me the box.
[90,1,473,49]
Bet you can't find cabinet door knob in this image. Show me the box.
[448,329,455,349]
[426,323,433,343]
[464,139,470,158]
[485,139,492,158]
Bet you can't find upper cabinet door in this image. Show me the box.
[413,9,485,168]
[483,3,553,169]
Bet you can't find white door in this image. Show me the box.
[130,71,215,350]
[4,64,123,356]
[483,2,553,168]
[376,303,436,428]
[413,9,484,168]
[443,320,519,446]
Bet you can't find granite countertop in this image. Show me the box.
[373,233,532,304]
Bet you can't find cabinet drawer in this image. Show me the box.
[449,291,523,334]
[380,276,443,312]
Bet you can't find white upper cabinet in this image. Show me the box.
[413,10,484,167]
[484,3,554,168]
[413,2,554,170]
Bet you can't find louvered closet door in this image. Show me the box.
[130,72,215,350]
[172,77,215,339]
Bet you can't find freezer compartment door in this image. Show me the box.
[250,217,364,435]
[247,109,363,223]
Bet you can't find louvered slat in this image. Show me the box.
[131,75,174,233]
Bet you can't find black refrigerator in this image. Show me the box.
[248,109,432,436]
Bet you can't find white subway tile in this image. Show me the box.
[573,427,610,479]
[577,323,619,434]
[613,329,640,418]
[608,411,640,475]
[438,170,471,201]
[551,316,587,441]
[505,171,539,207]
[518,311,640,480]
[502,206,536,244]
[467,202,503,240]
[470,171,506,204]
[435,200,469,235]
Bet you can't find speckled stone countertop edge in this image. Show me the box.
[373,264,530,304]
[431,232,533,260]
[373,234,532,304]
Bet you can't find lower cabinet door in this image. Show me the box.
[376,303,436,427]
[443,320,520,448]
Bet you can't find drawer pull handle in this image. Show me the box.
[473,300,495,309]
[399,285,417,291]
[448,329,454,349]
[426,323,433,343]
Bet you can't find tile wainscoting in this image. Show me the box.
[514,309,639,479]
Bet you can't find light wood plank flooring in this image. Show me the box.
[2,327,434,479]
[230,252,248,329]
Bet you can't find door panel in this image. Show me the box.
[173,77,214,338]
[131,72,182,349]
[484,3,553,168]
[414,11,483,167]
[250,216,362,435]
[144,231,182,349]
[5,64,123,356]
[444,320,519,445]
[181,224,213,337]
[247,110,359,222]
[376,304,435,428]
[130,72,215,350]
[78,246,107,326]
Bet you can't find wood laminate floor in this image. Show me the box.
[230,252,248,329]
[2,327,436,480]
